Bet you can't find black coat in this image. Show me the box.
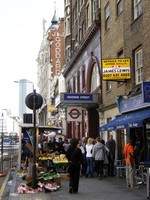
[66,146,84,166]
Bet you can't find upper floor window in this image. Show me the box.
[105,3,110,31]
[73,77,76,92]
[66,17,70,35]
[135,48,142,84]
[134,0,142,20]
[117,48,124,58]
[82,67,85,90]
[117,0,123,16]
[82,21,86,37]
[77,71,80,93]
[86,3,90,28]
[92,0,96,21]
[106,81,111,92]
[91,63,100,92]
[65,0,70,6]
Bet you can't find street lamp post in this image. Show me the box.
[1,113,4,174]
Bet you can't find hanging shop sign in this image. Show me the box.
[48,105,58,113]
[102,58,131,80]
[67,107,82,122]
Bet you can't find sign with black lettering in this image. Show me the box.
[102,58,131,80]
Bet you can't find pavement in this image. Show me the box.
[0,169,148,200]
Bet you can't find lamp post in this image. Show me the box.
[1,113,4,174]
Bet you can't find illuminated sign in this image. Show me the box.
[102,58,131,80]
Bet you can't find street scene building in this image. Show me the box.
[1,0,150,199]
[36,0,150,161]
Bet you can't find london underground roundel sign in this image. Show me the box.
[67,107,82,122]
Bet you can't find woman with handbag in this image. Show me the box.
[66,138,84,194]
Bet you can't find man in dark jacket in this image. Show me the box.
[66,138,84,194]
[106,135,116,176]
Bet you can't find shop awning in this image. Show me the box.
[99,108,150,131]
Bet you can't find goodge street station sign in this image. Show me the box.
[67,107,82,122]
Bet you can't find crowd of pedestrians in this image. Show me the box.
[65,135,117,194]
[38,133,143,194]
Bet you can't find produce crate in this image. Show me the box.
[54,177,61,186]
[59,173,69,181]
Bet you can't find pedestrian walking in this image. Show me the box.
[92,137,106,180]
[106,134,116,176]
[66,138,84,194]
[80,137,87,175]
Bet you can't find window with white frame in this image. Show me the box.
[134,0,142,20]
[117,0,123,16]
[105,3,110,31]
[91,63,100,92]
[135,48,142,84]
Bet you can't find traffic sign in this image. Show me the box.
[67,107,82,122]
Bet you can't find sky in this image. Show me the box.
[0,0,64,116]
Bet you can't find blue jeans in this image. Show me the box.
[86,157,94,177]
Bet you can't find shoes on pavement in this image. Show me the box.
[85,174,88,178]
[69,188,73,194]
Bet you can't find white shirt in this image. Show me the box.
[86,144,93,157]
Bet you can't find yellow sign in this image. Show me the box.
[48,105,58,113]
[102,58,131,80]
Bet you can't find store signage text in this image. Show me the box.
[102,58,131,80]
[120,94,150,113]
[64,94,93,101]
[142,82,150,103]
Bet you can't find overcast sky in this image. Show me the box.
[0,0,64,116]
